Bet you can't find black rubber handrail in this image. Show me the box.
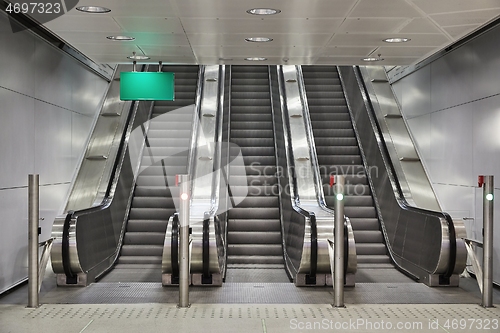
[171,213,180,283]
[202,212,210,279]
[343,221,349,284]
[61,211,75,281]
[353,65,457,278]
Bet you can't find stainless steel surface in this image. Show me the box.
[63,65,133,213]
[337,65,467,284]
[38,238,53,293]
[51,65,153,282]
[482,175,494,307]
[28,174,39,308]
[333,176,345,307]
[464,240,483,293]
[0,10,109,294]
[273,65,356,285]
[161,65,226,284]
[188,65,226,281]
[179,174,190,307]
[358,66,440,211]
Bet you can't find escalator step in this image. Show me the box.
[127,220,168,233]
[123,232,166,245]
[117,256,163,265]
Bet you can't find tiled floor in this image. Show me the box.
[1,266,499,332]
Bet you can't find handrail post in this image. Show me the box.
[178,174,190,307]
[28,174,39,308]
[480,175,494,307]
[334,175,345,307]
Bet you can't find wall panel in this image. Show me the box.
[396,24,500,284]
[0,12,109,293]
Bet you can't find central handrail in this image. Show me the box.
[271,65,357,286]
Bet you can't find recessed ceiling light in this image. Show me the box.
[383,37,410,43]
[245,57,267,61]
[362,56,384,62]
[76,6,111,13]
[245,37,273,43]
[246,8,281,15]
[107,35,135,41]
[127,54,150,60]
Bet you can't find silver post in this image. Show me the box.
[158,61,163,72]
[334,175,345,307]
[133,60,137,72]
[28,174,39,308]
[482,175,494,308]
[178,174,190,307]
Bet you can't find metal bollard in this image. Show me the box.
[178,174,190,307]
[28,174,39,308]
[481,175,494,308]
[334,175,345,307]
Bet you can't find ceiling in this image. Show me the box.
[42,0,500,66]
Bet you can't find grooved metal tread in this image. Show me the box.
[227,65,284,269]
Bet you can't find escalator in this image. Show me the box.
[226,66,285,276]
[100,65,199,282]
[302,66,390,269]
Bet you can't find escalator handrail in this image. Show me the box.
[59,65,151,276]
[275,65,318,278]
[186,66,205,192]
[341,65,456,277]
[295,65,354,280]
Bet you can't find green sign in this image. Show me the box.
[120,72,175,101]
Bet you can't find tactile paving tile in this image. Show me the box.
[20,303,500,321]
[37,281,481,305]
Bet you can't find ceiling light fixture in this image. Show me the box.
[127,54,150,60]
[245,57,268,61]
[245,37,273,43]
[246,8,281,15]
[383,37,410,43]
[76,6,111,13]
[107,35,135,41]
[362,54,384,62]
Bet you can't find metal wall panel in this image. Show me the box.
[0,12,109,293]
[399,64,431,119]
[470,31,500,101]
[0,13,35,97]
[0,188,28,294]
[429,104,474,186]
[472,94,500,176]
[0,88,35,189]
[34,101,73,185]
[39,183,70,242]
[397,24,500,284]
[34,39,73,109]
[430,50,475,113]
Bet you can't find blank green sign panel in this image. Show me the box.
[120,72,175,101]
